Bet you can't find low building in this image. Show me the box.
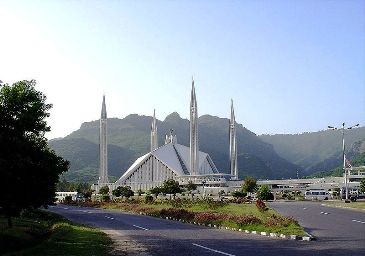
[55,191,78,202]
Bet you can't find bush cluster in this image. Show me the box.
[255,199,267,212]
[160,208,194,220]
[265,214,298,227]
[194,212,225,224]
[235,215,262,226]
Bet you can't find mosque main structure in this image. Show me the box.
[95,79,241,194]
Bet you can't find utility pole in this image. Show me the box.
[328,122,359,202]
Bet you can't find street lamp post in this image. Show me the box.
[328,122,359,202]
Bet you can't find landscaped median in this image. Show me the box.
[77,198,313,240]
[0,209,112,256]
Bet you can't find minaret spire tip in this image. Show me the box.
[151,109,158,151]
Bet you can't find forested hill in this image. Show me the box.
[49,113,300,183]
[307,139,365,178]
[260,127,365,175]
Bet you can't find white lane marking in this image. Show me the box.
[105,216,114,220]
[132,224,149,230]
[63,207,69,210]
[303,208,307,210]
[320,211,330,215]
[192,243,236,256]
[352,219,365,224]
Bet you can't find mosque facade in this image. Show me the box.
[94,79,241,193]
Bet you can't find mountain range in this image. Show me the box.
[49,113,300,183]
[260,127,365,175]
[49,113,365,184]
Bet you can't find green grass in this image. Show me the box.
[101,199,305,236]
[323,201,365,210]
[0,209,112,256]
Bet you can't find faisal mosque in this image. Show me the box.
[93,79,241,194]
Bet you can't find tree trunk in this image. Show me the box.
[7,215,12,228]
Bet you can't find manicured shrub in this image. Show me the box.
[194,212,220,224]
[160,208,194,221]
[144,195,154,204]
[255,199,267,212]
[101,195,110,202]
[265,215,298,227]
[234,215,262,226]
[229,197,251,204]
[231,191,247,198]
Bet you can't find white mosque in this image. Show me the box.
[93,79,241,194]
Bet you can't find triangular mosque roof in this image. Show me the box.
[117,142,219,183]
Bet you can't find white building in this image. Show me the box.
[55,191,78,202]
[93,79,240,194]
[115,131,231,191]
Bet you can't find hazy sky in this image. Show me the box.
[1,0,364,139]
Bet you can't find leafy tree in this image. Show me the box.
[112,187,122,197]
[150,186,162,198]
[0,80,69,227]
[186,181,197,192]
[231,190,247,198]
[162,179,182,199]
[112,186,134,199]
[360,179,365,194]
[99,185,109,195]
[120,186,134,198]
[257,185,274,200]
[82,189,94,201]
[241,176,257,193]
[185,181,197,199]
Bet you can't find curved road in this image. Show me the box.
[48,202,365,256]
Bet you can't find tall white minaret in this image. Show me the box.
[99,95,109,184]
[190,78,199,175]
[151,109,158,151]
[229,99,238,180]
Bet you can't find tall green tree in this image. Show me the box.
[241,176,257,193]
[150,186,162,198]
[112,186,134,199]
[257,185,274,200]
[162,179,182,199]
[99,185,109,195]
[0,80,69,227]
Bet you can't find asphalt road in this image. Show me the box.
[269,201,365,254]
[48,203,365,256]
